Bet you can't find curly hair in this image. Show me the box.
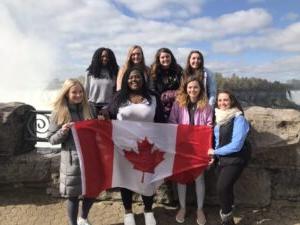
[86,47,119,78]
[150,47,182,80]
[176,75,208,110]
[183,50,204,81]
[116,65,152,106]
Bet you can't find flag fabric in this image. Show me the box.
[72,119,212,198]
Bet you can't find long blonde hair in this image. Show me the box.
[116,45,149,90]
[52,79,91,125]
[123,45,147,72]
[176,75,208,109]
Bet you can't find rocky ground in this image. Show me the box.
[0,188,299,225]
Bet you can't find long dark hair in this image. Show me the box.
[215,89,244,114]
[150,47,182,80]
[86,47,119,78]
[116,65,153,107]
[183,50,204,81]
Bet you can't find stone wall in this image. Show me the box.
[0,104,299,207]
[0,102,36,157]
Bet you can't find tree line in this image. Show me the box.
[215,73,291,92]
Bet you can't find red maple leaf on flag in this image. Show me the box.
[123,137,165,183]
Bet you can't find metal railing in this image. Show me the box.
[26,110,51,142]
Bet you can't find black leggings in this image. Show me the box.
[67,197,95,225]
[216,164,245,214]
[120,188,154,212]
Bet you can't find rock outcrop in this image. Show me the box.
[0,102,36,158]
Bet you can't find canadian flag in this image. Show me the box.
[72,120,212,198]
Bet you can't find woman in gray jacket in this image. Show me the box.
[48,79,94,225]
[182,50,216,106]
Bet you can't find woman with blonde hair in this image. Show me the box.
[47,79,95,225]
[169,75,213,225]
[116,45,150,91]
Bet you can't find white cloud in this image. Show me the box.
[188,8,272,39]
[212,22,300,53]
[115,0,204,19]
[1,0,299,93]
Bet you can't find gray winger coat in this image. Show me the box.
[47,104,83,197]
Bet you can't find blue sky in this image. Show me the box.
[1,0,300,92]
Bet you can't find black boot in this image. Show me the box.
[220,210,235,225]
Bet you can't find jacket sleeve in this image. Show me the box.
[205,68,217,106]
[168,101,179,124]
[153,93,166,123]
[47,113,69,145]
[205,104,213,126]
[214,115,249,156]
[106,92,120,120]
[148,76,157,93]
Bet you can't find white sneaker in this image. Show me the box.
[77,217,91,225]
[144,212,157,225]
[124,213,136,225]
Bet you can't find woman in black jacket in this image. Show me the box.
[208,90,251,225]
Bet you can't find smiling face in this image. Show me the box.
[67,84,83,104]
[189,52,202,70]
[159,52,172,68]
[217,92,231,110]
[127,69,143,91]
[131,48,143,64]
[100,50,109,65]
[187,80,201,102]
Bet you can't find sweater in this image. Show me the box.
[85,69,115,104]
[168,101,213,126]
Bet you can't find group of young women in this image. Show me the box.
[47,45,251,225]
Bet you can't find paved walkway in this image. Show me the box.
[0,189,299,225]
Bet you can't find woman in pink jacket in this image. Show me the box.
[169,75,213,225]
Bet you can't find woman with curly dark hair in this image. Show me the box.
[149,47,183,120]
[85,47,119,118]
[102,65,164,225]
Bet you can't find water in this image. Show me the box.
[0,89,57,110]
[289,90,300,105]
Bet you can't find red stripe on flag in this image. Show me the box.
[74,120,114,197]
[171,124,212,184]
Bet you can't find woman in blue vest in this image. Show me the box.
[208,90,251,225]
